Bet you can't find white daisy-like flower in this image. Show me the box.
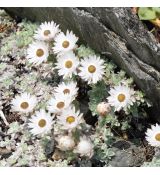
[52,30,78,54]
[34,21,60,41]
[55,51,79,78]
[47,93,73,114]
[145,124,160,147]
[107,85,136,112]
[54,81,78,99]
[11,93,37,113]
[56,135,75,151]
[78,55,105,84]
[26,41,49,65]
[57,106,83,131]
[74,136,94,158]
[28,109,54,136]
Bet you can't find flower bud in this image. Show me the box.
[96,102,111,117]
[56,135,75,151]
[74,136,94,158]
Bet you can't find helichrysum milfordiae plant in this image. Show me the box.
[33,21,60,41]
[107,84,136,112]
[145,124,160,147]
[28,109,54,136]
[27,41,49,65]
[0,13,155,167]
[5,21,97,160]
[79,55,105,84]
[10,92,37,113]
[55,51,79,79]
[52,30,78,54]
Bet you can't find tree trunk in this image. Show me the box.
[4,7,160,121]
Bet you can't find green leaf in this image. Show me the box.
[88,81,107,115]
[76,45,95,58]
[72,129,80,142]
[121,121,130,130]
[99,112,120,127]
[7,122,22,134]
[47,54,57,63]
[130,104,139,117]
[138,7,157,20]
[152,7,160,14]
[106,148,115,158]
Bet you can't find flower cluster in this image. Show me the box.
[0,15,157,166]
[8,21,98,158]
[26,21,105,84]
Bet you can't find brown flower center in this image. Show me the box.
[66,116,75,124]
[56,101,65,109]
[155,133,160,141]
[62,40,70,48]
[20,102,29,109]
[63,88,70,94]
[36,49,44,57]
[44,30,51,36]
[65,60,73,68]
[117,93,126,102]
[38,119,46,128]
[88,65,96,73]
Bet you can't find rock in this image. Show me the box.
[3,7,160,121]
[109,140,145,167]
[154,147,160,158]
[0,147,12,158]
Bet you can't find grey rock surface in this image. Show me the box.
[110,140,145,167]
[4,7,160,120]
